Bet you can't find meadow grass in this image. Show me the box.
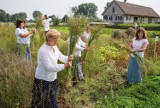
[0,24,160,107]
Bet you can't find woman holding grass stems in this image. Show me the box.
[127,27,149,84]
[15,19,36,61]
[42,14,52,35]
[68,36,89,81]
[31,29,73,108]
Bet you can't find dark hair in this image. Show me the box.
[44,14,48,19]
[135,27,147,40]
[16,20,24,28]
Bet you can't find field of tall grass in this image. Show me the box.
[0,24,160,107]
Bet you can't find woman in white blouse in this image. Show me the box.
[42,14,52,35]
[31,29,73,108]
[128,27,149,84]
[15,20,36,61]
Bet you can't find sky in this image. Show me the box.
[0,0,160,20]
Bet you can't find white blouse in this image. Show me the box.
[42,18,52,31]
[67,37,86,57]
[131,38,149,57]
[35,43,68,81]
[15,28,31,44]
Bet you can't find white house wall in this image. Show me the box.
[103,2,125,23]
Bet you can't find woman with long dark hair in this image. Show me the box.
[128,27,149,84]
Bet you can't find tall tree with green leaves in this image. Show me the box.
[10,12,27,22]
[72,3,98,19]
[0,9,10,22]
[61,15,69,22]
[52,17,60,26]
[32,10,42,19]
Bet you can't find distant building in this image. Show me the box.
[102,0,159,24]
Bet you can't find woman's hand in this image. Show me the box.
[64,61,72,68]
[68,55,74,61]
[32,29,36,34]
[129,48,135,52]
[84,46,89,51]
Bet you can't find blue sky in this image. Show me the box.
[0,0,160,19]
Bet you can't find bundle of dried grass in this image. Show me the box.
[125,27,136,38]
[112,29,126,39]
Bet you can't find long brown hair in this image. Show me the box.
[135,27,147,40]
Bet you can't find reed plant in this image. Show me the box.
[82,25,104,60]
[131,51,160,76]
[63,17,88,86]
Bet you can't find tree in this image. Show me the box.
[0,9,10,22]
[71,3,98,19]
[18,12,27,21]
[32,10,42,19]
[10,13,20,22]
[49,15,56,19]
[52,17,60,26]
[61,15,69,22]
[10,12,27,22]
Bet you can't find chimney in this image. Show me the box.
[124,0,127,3]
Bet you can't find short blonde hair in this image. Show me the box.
[46,29,61,41]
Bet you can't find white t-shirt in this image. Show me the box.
[42,18,52,31]
[83,31,91,41]
[131,38,149,57]
[15,28,31,44]
[67,37,86,57]
[35,43,68,82]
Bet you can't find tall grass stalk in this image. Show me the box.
[64,17,88,85]
[82,25,104,60]
[132,51,160,76]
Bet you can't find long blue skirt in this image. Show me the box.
[127,56,142,84]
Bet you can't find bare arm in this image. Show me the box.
[135,41,149,52]
[19,29,36,38]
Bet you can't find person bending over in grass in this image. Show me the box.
[31,29,73,108]
[127,27,149,84]
[68,36,89,81]
[15,19,36,62]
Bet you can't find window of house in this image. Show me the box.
[120,16,122,21]
[109,16,112,21]
[115,16,117,21]
[117,15,122,21]
[104,15,108,20]
[112,8,115,13]
[126,16,128,20]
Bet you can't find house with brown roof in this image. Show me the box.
[102,0,159,24]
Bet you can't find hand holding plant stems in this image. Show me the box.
[128,48,160,76]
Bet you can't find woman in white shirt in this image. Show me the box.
[15,20,36,61]
[31,29,73,108]
[128,27,149,84]
[42,14,52,35]
[67,37,89,81]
